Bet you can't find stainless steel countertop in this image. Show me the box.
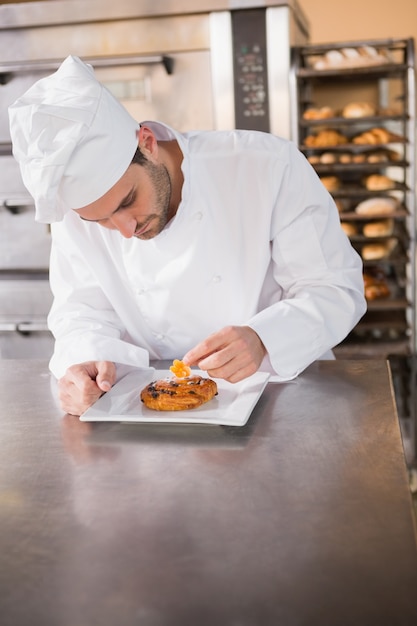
[0,359,416,625]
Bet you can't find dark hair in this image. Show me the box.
[131,146,147,166]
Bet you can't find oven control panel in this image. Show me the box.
[232,9,270,132]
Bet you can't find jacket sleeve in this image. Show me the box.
[247,142,367,380]
[47,215,150,379]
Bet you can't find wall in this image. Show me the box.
[299,0,417,45]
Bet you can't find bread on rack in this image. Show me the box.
[363,272,391,300]
[303,106,335,120]
[366,149,401,163]
[335,199,350,214]
[363,174,396,190]
[307,152,349,164]
[361,239,396,260]
[320,175,341,191]
[313,46,390,70]
[319,152,337,164]
[340,222,358,236]
[363,219,394,237]
[304,129,349,147]
[352,153,367,163]
[307,150,400,165]
[338,153,353,163]
[353,127,403,145]
[342,101,376,118]
[354,197,399,216]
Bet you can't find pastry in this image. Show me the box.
[140,359,218,411]
[140,375,218,411]
[354,197,399,216]
[304,129,348,147]
[342,101,376,118]
[353,127,403,145]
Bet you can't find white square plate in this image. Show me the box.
[80,368,270,427]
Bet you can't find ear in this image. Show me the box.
[136,125,158,160]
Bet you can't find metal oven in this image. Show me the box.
[0,0,309,358]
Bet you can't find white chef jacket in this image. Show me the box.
[47,121,366,382]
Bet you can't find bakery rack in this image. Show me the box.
[290,38,416,462]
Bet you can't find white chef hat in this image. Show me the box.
[8,55,139,223]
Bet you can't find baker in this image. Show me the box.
[8,56,366,416]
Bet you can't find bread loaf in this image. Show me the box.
[313,46,389,70]
[355,197,398,216]
[319,152,337,164]
[303,106,335,120]
[363,219,394,237]
[363,174,396,190]
[320,175,341,191]
[342,101,376,118]
[340,222,358,236]
[362,239,396,260]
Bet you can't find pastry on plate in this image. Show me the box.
[140,359,218,411]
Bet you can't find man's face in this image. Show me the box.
[74,156,173,240]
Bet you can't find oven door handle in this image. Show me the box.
[3,198,35,214]
[0,322,17,332]
[16,322,50,334]
[0,54,174,80]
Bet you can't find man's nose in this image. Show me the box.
[108,213,136,238]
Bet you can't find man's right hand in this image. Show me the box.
[57,361,116,416]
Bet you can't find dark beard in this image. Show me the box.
[137,160,173,239]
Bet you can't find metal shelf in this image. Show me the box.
[291,37,416,453]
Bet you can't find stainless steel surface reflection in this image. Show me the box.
[1,359,417,625]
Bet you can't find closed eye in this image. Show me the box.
[78,188,137,223]
[119,190,136,210]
